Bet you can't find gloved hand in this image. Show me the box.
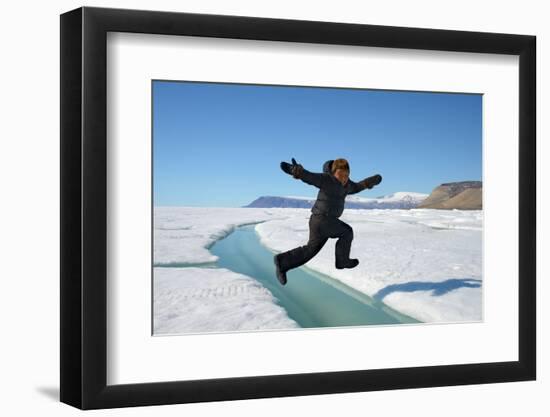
[362,174,382,189]
[280,158,304,179]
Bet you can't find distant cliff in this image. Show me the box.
[417,181,482,210]
[244,196,315,209]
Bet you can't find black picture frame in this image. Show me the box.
[60,6,536,410]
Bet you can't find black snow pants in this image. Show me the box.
[277,213,354,272]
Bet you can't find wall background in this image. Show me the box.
[0,0,545,415]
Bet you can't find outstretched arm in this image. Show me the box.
[297,168,326,189]
[347,174,383,195]
[280,159,326,189]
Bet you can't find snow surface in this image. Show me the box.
[154,206,483,331]
[154,207,296,334]
[154,207,287,265]
[154,267,298,334]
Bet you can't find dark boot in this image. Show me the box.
[335,258,359,269]
[273,254,287,285]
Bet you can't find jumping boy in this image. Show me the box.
[274,158,382,285]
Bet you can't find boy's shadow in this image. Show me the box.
[373,278,481,301]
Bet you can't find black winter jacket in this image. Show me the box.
[299,160,369,218]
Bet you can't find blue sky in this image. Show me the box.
[153,80,482,207]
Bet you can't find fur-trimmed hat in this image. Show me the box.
[331,158,350,173]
